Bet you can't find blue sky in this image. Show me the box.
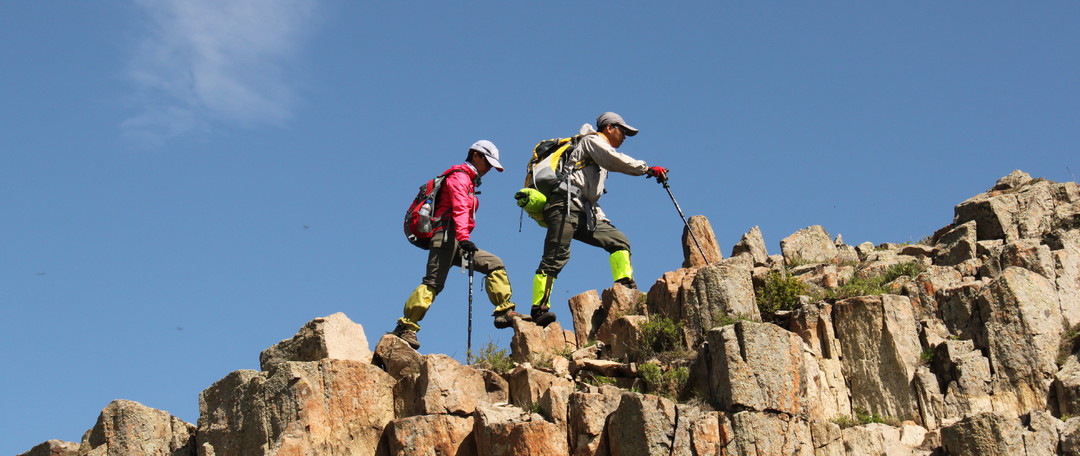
[2,1,1077,452]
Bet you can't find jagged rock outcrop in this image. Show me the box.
[80,399,195,456]
[20,440,79,456]
[682,215,723,268]
[24,171,1080,455]
[259,312,373,371]
[198,359,394,455]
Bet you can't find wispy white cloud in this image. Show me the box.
[123,0,316,145]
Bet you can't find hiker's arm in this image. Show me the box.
[445,172,474,241]
[582,137,648,176]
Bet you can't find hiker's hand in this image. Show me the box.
[459,240,478,253]
[647,166,669,183]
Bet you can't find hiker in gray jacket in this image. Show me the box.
[528,112,668,326]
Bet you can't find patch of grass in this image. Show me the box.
[827,276,890,300]
[827,262,925,300]
[756,271,808,316]
[831,408,899,429]
[639,363,689,401]
[881,262,926,283]
[473,341,515,374]
[637,315,683,359]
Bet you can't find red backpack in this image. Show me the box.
[403,169,464,249]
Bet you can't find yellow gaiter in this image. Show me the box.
[610,250,633,283]
[486,268,516,313]
[398,284,436,331]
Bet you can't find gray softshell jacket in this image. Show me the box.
[561,123,649,222]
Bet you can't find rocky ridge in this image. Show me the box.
[21,170,1080,455]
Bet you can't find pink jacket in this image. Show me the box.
[434,163,479,242]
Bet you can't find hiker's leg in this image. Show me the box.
[579,219,634,284]
[398,241,454,331]
[536,200,577,279]
[535,201,577,307]
[460,249,515,313]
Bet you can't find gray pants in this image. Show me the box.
[424,234,504,294]
[536,199,631,278]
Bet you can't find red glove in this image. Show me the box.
[647,166,669,183]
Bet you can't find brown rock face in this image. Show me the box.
[833,294,922,423]
[940,413,1025,456]
[681,256,761,347]
[386,414,476,456]
[593,284,647,348]
[373,333,424,380]
[395,354,508,417]
[198,360,394,456]
[473,403,568,456]
[568,387,624,456]
[507,365,573,408]
[708,321,810,415]
[568,290,603,347]
[977,266,1063,415]
[606,393,677,456]
[80,399,195,456]
[509,319,576,364]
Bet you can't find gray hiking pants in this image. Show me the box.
[536,197,631,278]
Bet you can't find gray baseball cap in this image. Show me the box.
[596,112,639,136]
[469,140,503,172]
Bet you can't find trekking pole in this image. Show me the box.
[466,251,475,364]
[660,179,710,266]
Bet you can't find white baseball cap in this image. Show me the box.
[470,140,503,172]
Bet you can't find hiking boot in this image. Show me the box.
[530,305,557,327]
[615,277,637,290]
[392,324,421,350]
[493,310,523,329]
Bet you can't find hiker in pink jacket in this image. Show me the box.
[393,140,521,350]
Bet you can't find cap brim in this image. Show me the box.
[620,123,639,136]
[485,156,504,172]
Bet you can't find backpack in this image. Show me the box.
[404,169,464,249]
[523,133,597,196]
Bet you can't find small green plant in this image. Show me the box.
[1058,324,1080,367]
[639,363,690,401]
[523,401,543,415]
[713,310,755,327]
[920,348,935,365]
[530,352,555,369]
[880,262,926,283]
[785,256,816,268]
[473,341,515,374]
[637,315,683,359]
[756,271,808,316]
